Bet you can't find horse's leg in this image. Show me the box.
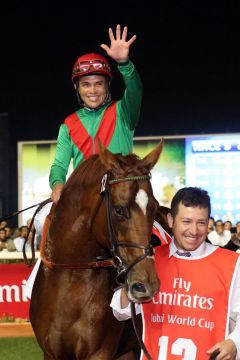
[114,318,141,359]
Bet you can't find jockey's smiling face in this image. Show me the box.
[77,75,108,109]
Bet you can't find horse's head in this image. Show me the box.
[96,140,164,303]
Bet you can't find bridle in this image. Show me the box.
[101,172,154,286]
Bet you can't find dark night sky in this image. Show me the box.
[1,1,240,145]
[1,1,240,220]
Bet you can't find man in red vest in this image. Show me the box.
[111,187,240,360]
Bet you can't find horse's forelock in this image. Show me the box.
[112,153,148,176]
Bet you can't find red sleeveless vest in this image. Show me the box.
[64,102,117,160]
[141,246,240,360]
[152,221,172,245]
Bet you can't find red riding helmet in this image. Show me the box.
[72,53,112,82]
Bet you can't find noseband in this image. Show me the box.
[100,172,153,285]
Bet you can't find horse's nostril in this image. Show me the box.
[131,282,147,294]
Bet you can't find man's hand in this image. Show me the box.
[207,339,237,359]
[51,183,64,203]
[100,24,136,63]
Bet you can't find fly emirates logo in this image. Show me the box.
[153,277,214,310]
[0,280,28,303]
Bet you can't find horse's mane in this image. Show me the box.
[66,154,103,187]
[65,152,150,189]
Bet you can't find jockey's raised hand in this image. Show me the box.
[100,24,136,63]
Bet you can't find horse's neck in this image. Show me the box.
[47,195,107,262]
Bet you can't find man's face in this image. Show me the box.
[215,221,224,235]
[77,75,108,109]
[224,221,232,231]
[21,227,28,238]
[237,223,240,234]
[167,203,209,251]
[208,218,214,232]
[0,230,6,241]
[5,227,12,237]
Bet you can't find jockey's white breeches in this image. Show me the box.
[34,201,53,235]
[25,201,53,299]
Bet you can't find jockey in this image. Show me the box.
[34,24,143,234]
[26,25,143,298]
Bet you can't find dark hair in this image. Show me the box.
[20,226,28,230]
[224,220,232,225]
[171,187,211,219]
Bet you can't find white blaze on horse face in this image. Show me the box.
[135,189,149,215]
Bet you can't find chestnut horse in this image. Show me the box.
[30,141,164,360]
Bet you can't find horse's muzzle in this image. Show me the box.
[128,280,159,303]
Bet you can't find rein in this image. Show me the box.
[0,199,51,223]
[0,198,52,267]
[131,302,153,360]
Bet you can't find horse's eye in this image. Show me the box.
[114,206,129,219]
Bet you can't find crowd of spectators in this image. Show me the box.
[1,216,239,253]
[207,218,240,252]
[0,219,41,253]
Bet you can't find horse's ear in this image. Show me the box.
[141,139,164,170]
[98,138,119,171]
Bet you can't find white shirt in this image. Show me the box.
[208,229,232,247]
[110,240,240,358]
[13,237,36,252]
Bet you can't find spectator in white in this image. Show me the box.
[26,218,41,250]
[208,216,215,233]
[235,221,240,234]
[0,228,7,250]
[14,225,36,252]
[224,220,233,232]
[4,226,14,240]
[0,227,16,252]
[224,221,240,252]
[208,219,231,247]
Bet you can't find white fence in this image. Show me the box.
[0,251,40,259]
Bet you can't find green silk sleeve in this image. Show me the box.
[117,60,143,130]
[49,124,72,189]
